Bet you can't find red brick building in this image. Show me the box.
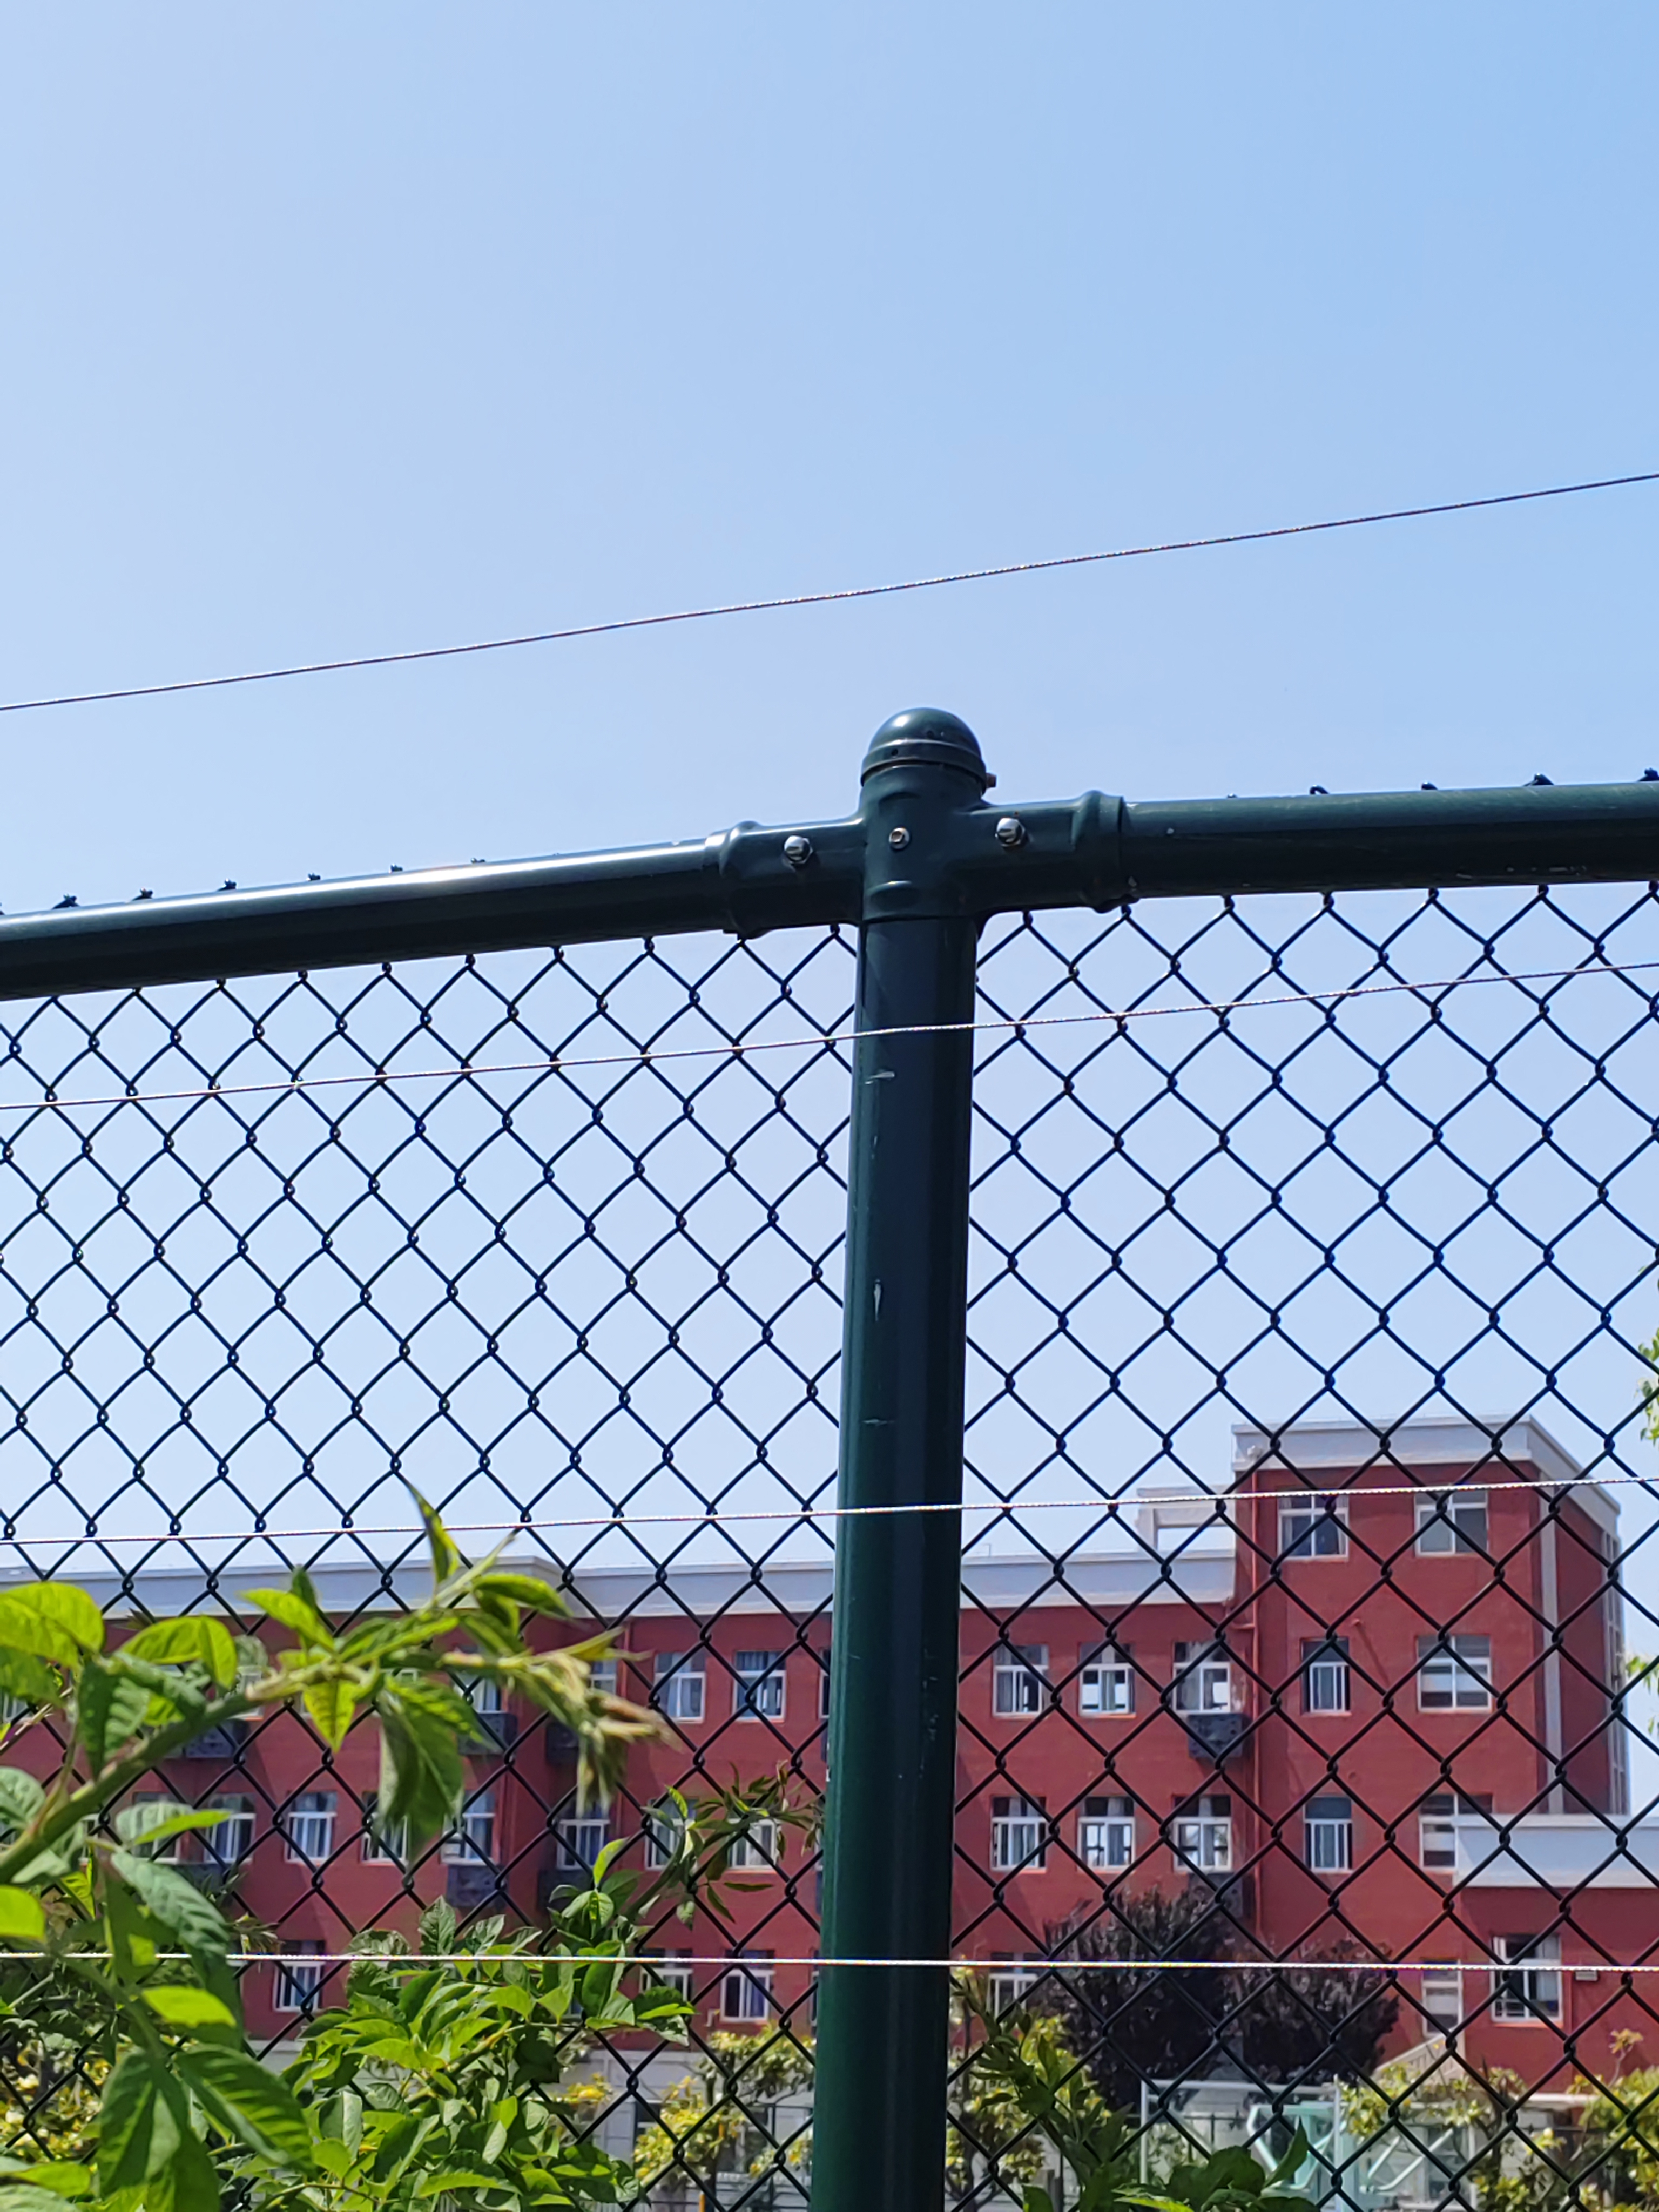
[11,1414,1653,2094]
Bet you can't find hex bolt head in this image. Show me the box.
[783,834,813,869]
[994,815,1027,850]
[888,826,911,850]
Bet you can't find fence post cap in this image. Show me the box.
[861,708,990,791]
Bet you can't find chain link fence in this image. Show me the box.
[2,871,1658,2212]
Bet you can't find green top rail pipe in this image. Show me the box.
[0,730,1655,1002]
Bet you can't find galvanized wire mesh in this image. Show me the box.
[1,884,1657,2210]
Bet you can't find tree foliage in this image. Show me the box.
[0,1500,654,2212]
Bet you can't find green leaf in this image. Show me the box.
[0,1650,62,1712]
[1023,2191,1057,2212]
[471,1572,570,1619]
[178,2046,314,2169]
[121,1618,238,1689]
[246,1588,335,1649]
[145,2132,218,2212]
[417,1897,458,1958]
[376,1692,463,1851]
[75,1661,152,1770]
[0,2189,87,2212]
[303,1677,359,1750]
[114,1803,236,1851]
[103,1872,158,1980]
[13,2170,88,2202]
[0,1768,45,1832]
[0,1584,104,1662]
[412,1492,463,1589]
[414,2176,504,2198]
[0,1888,45,1941]
[97,2053,181,2193]
[141,1987,237,2029]
[108,1850,231,1959]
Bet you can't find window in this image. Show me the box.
[1421,1966,1465,2029]
[1493,1935,1562,2023]
[1418,1635,1493,1711]
[1303,1638,1351,1714]
[1416,1489,1489,1556]
[555,1810,609,1873]
[1078,1797,1135,1870]
[721,1952,774,2022]
[1173,1642,1232,1715]
[1418,1793,1494,1873]
[126,1794,183,1862]
[1278,1493,1347,1559]
[282,1791,336,1864]
[360,1792,408,1865]
[993,1645,1049,1717]
[1175,1795,1232,1872]
[463,1676,503,1715]
[273,1942,326,2016]
[990,1796,1048,1873]
[442,1788,496,1865]
[727,1820,781,1872]
[986,1960,1040,2015]
[653,1650,706,1724]
[644,1798,687,1870]
[651,1952,694,2000]
[817,1647,832,1722]
[205,1795,255,1870]
[1079,1645,1134,1716]
[1305,1796,1353,1874]
[733,1651,785,1721]
[588,1658,618,1698]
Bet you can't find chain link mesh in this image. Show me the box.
[0,884,1656,2210]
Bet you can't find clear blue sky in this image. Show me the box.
[0,5,1654,913]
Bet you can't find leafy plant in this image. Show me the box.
[0,1502,656,2212]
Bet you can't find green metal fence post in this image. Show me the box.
[813,710,989,2212]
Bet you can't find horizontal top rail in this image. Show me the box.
[1,705,1656,1000]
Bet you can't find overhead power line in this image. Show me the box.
[2,469,1655,718]
[0,952,1647,1120]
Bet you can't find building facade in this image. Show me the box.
[6,1415,1650,2098]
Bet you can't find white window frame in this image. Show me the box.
[1492,1935,1562,2024]
[206,1795,255,1869]
[990,1795,1048,1873]
[1303,1638,1351,1715]
[1172,1642,1233,1715]
[1421,1965,1465,2029]
[441,1787,497,1865]
[273,1943,326,2016]
[651,1951,694,2000]
[727,1819,781,1873]
[282,1790,336,1865]
[721,1952,774,2022]
[463,1675,504,1715]
[1305,1796,1353,1874]
[1078,1797,1135,1870]
[1174,1797,1232,1873]
[993,1645,1050,1718]
[644,1799,686,1870]
[1415,1489,1489,1556]
[554,1809,609,1873]
[127,1793,183,1863]
[817,1648,832,1722]
[1278,1493,1348,1560]
[654,1650,706,1724]
[588,1657,618,1698]
[986,1960,1040,2015]
[1079,1645,1134,1717]
[360,1792,408,1865]
[732,1650,785,1722]
[1418,1635,1493,1711]
[1418,1793,1494,1874]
